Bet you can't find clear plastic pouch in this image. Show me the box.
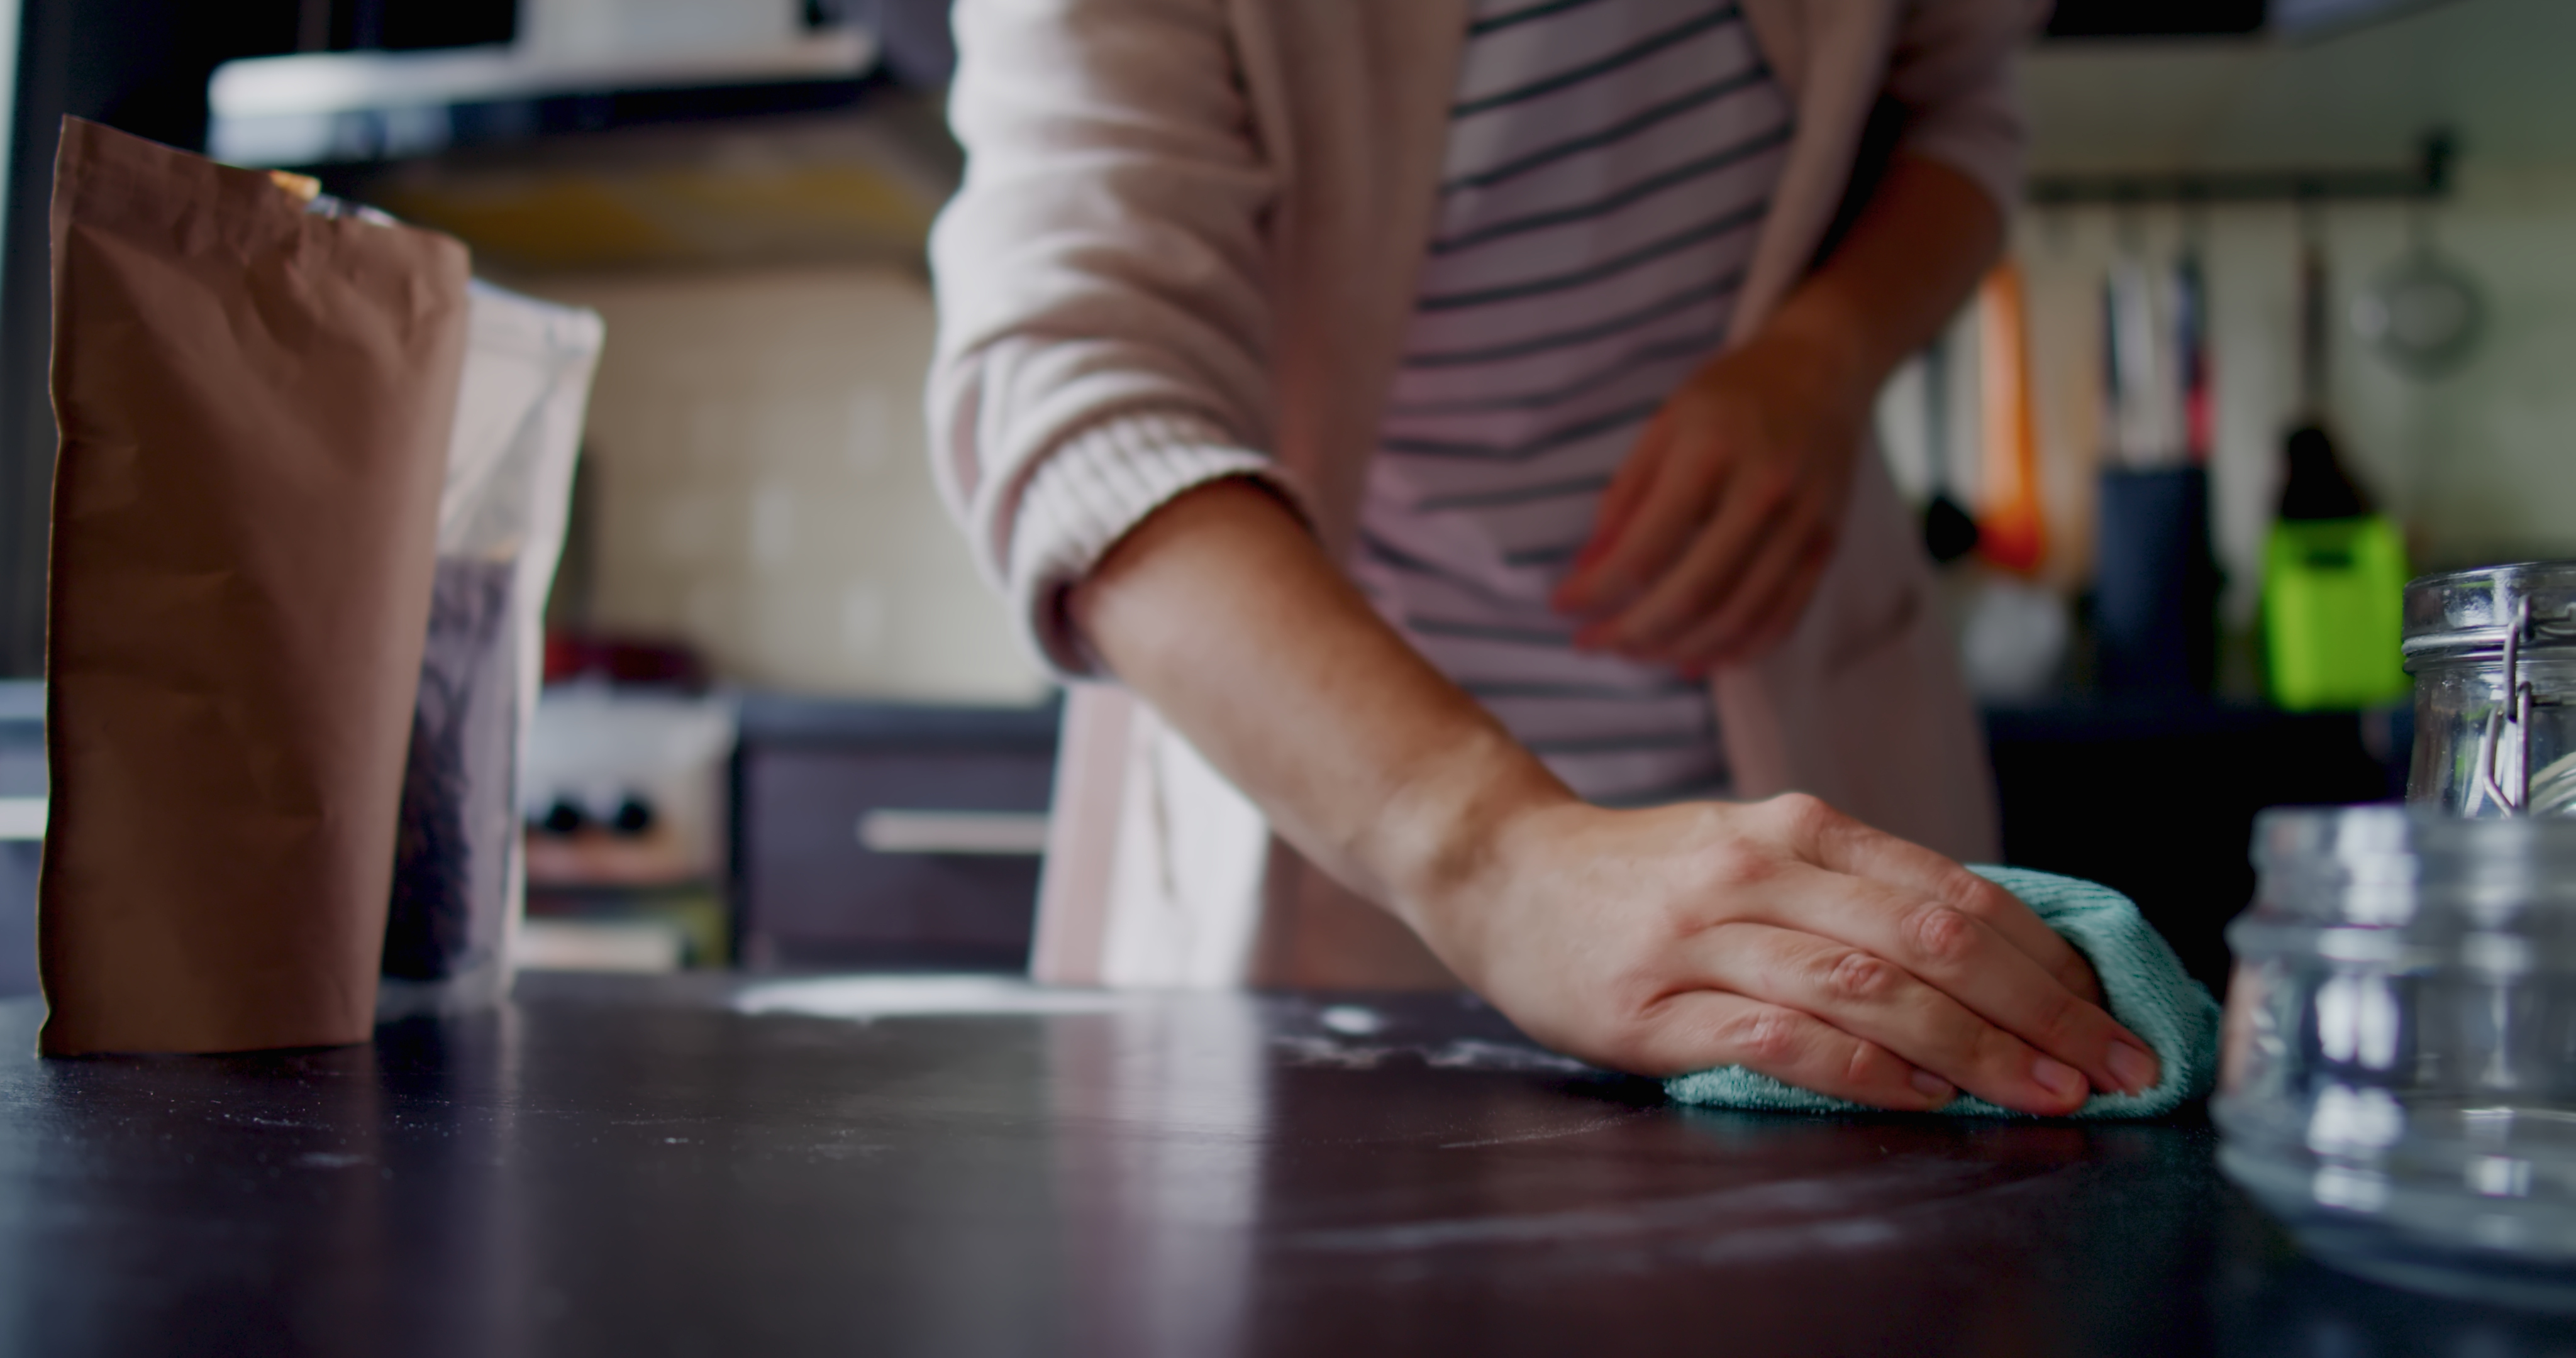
[377,282,603,1020]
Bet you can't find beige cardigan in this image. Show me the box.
[928,0,2035,988]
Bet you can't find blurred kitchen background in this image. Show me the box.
[1,0,2572,998]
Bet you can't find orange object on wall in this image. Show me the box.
[1976,260,2046,575]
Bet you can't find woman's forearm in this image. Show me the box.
[1069,478,1570,938]
[1765,153,2006,402]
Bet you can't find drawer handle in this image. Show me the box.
[856,810,1050,856]
[0,796,43,842]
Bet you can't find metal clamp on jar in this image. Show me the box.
[2405,562,2576,817]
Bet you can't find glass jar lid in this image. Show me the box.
[2402,561,2576,662]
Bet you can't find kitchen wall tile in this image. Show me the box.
[522,267,1049,705]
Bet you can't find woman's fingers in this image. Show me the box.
[1688,535,1833,670]
[1553,419,1711,617]
[1663,517,1833,671]
[1743,860,2160,1100]
[1564,422,1662,585]
[1581,461,1785,655]
[1629,989,1957,1112]
[1686,922,2090,1115]
[1758,793,2107,1007]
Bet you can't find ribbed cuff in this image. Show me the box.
[1008,411,1306,678]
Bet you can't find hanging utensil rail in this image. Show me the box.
[2027,129,2453,207]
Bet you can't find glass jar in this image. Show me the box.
[2217,807,2576,1308]
[2406,562,2576,817]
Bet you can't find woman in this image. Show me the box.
[927,0,2160,1115]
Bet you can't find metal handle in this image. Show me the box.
[855,810,1049,857]
[0,797,43,842]
[2477,598,2536,816]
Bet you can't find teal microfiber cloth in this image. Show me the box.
[1665,866,2220,1118]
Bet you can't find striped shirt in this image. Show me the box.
[1355,0,1793,805]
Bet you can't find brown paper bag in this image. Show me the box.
[39,118,470,1054]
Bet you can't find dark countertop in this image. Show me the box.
[0,974,2561,1357]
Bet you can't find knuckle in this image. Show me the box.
[1767,791,1835,835]
[1692,839,1777,892]
[1821,949,1896,1003]
[2032,987,2089,1048]
[1975,1024,2035,1078]
[1933,866,2009,917]
[1729,1007,1807,1067]
[2058,957,2107,1005]
[1903,901,1977,968]
[1765,792,1854,853]
[1841,1038,1886,1091]
[1609,973,1677,1026]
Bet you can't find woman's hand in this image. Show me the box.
[1550,323,1867,675]
[1552,156,2007,671]
[1408,790,2162,1115]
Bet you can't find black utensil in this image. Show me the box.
[1921,333,1980,565]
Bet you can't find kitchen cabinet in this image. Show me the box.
[732,693,1057,971]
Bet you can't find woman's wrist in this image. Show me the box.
[1757,289,1890,411]
[1760,155,2007,407]
[1072,475,1580,972]
[1357,722,1579,974]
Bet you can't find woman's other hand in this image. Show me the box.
[1552,155,2007,671]
[1550,324,1866,673]
[1405,790,2160,1115]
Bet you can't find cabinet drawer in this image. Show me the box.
[738,746,1053,971]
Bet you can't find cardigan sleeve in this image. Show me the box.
[926,0,1307,679]
[1879,0,2047,214]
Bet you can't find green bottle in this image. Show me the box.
[2262,426,2409,710]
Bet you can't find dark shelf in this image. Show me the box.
[1985,699,2405,996]
[733,690,1061,753]
[2044,0,2267,38]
